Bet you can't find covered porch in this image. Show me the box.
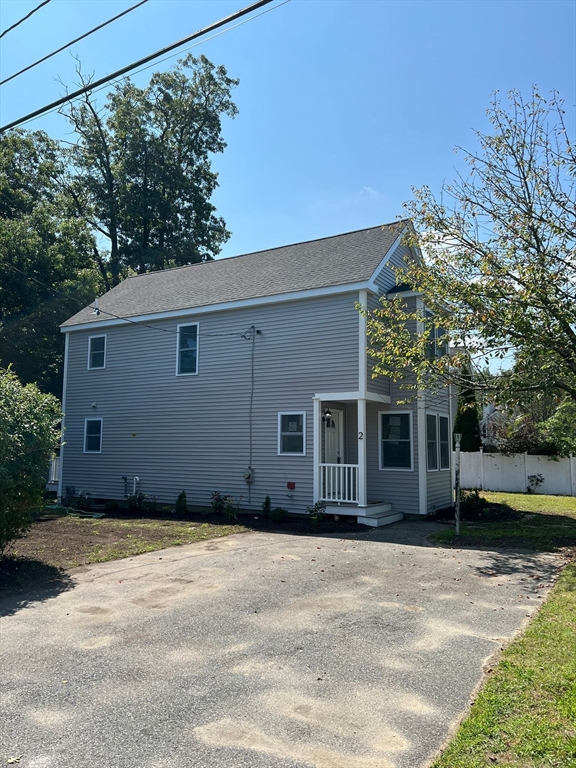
[312,391,404,527]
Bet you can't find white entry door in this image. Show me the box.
[324,408,344,464]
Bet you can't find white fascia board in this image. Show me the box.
[386,290,423,299]
[60,280,373,333]
[314,391,360,402]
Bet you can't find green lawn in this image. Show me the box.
[431,492,576,768]
[430,492,576,552]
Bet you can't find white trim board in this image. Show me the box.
[313,391,390,404]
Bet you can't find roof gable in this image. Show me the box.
[62,221,409,329]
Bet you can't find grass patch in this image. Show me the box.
[432,561,576,768]
[430,492,576,552]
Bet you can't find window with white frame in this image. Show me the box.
[278,412,305,455]
[84,418,102,453]
[426,414,438,470]
[427,413,450,471]
[88,335,106,369]
[176,323,198,375]
[380,412,412,470]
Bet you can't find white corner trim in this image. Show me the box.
[358,289,368,398]
[312,398,321,501]
[57,333,69,500]
[61,281,374,333]
[416,296,427,514]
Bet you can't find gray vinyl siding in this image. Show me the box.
[372,243,412,295]
[365,386,420,515]
[366,292,391,398]
[61,292,360,513]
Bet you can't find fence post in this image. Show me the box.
[570,453,575,497]
[523,452,528,493]
[480,448,484,490]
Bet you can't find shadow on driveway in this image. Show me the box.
[0,557,76,618]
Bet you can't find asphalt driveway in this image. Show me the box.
[0,521,564,768]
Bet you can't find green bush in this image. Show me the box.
[0,368,61,555]
[262,495,272,518]
[174,490,187,515]
[306,500,327,526]
[270,507,289,523]
[126,492,157,513]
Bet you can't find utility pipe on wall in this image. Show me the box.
[133,477,140,495]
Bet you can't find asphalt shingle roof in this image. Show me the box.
[62,221,407,328]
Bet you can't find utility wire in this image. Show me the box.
[0,0,275,133]
[0,0,149,87]
[0,0,51,39]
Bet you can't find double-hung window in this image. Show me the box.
[88,335,106,369]
[380,412,413,470]
[278,413,306,455]
[176,323,199,375]
[84,418,103,453]
[427,413,450,471]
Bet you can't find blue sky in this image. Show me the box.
[1,0,574,258]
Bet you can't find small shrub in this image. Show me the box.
[526,473,544,494]
[127,492,157,513]
[262,495,272,518]
[174,490,188,515]
[223,495,239,521]
[460,489,489,518]
[210,491,226,515]
[306,500,327,526]
[104,500,118,511]
[69,492,91,511]
[270,506,289,523]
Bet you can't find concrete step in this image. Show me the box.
[359,511,404,528]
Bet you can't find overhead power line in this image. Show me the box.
[0,0,275,134]
[0,0,149,87]
[0,0,51,39]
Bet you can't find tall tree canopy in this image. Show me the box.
[365,89,576,407]
[0,54,237,396]
[0,130,102,398]
[61,54,239,288]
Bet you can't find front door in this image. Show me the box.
[324,408,344,464]
[324,409,344,499]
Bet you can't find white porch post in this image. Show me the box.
[358,398,367,506]
[313,397,321,501]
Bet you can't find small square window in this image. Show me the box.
[84,419,102,453]
[177,324,198,375]
[88,336,106,369]
[278,413,305,455]
[439,415,450,470]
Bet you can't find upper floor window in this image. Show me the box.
[84,418,102,453]
[380,412,413,470]
[88,335,106,369]
[278,412,306,455]
[176,323,199,376]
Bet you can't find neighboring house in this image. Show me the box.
[58,222,452,526]
[479,404,507,449]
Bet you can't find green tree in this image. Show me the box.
[0,130,103,398]
[453,371,482,452]
[0,368,61,555]
[364,88,575,407]
[61,54,239,287]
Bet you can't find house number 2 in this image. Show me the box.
[358,432,364,440]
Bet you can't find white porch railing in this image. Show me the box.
[319,463,358,503]
[47,456,60,485]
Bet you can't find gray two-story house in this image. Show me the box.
[59,222,452,526]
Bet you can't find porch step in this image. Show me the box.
[357,503,403,528]
[359,511,404,528]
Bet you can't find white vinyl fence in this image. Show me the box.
[459,451,576,496]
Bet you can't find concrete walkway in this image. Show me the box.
[0,522,564,768]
